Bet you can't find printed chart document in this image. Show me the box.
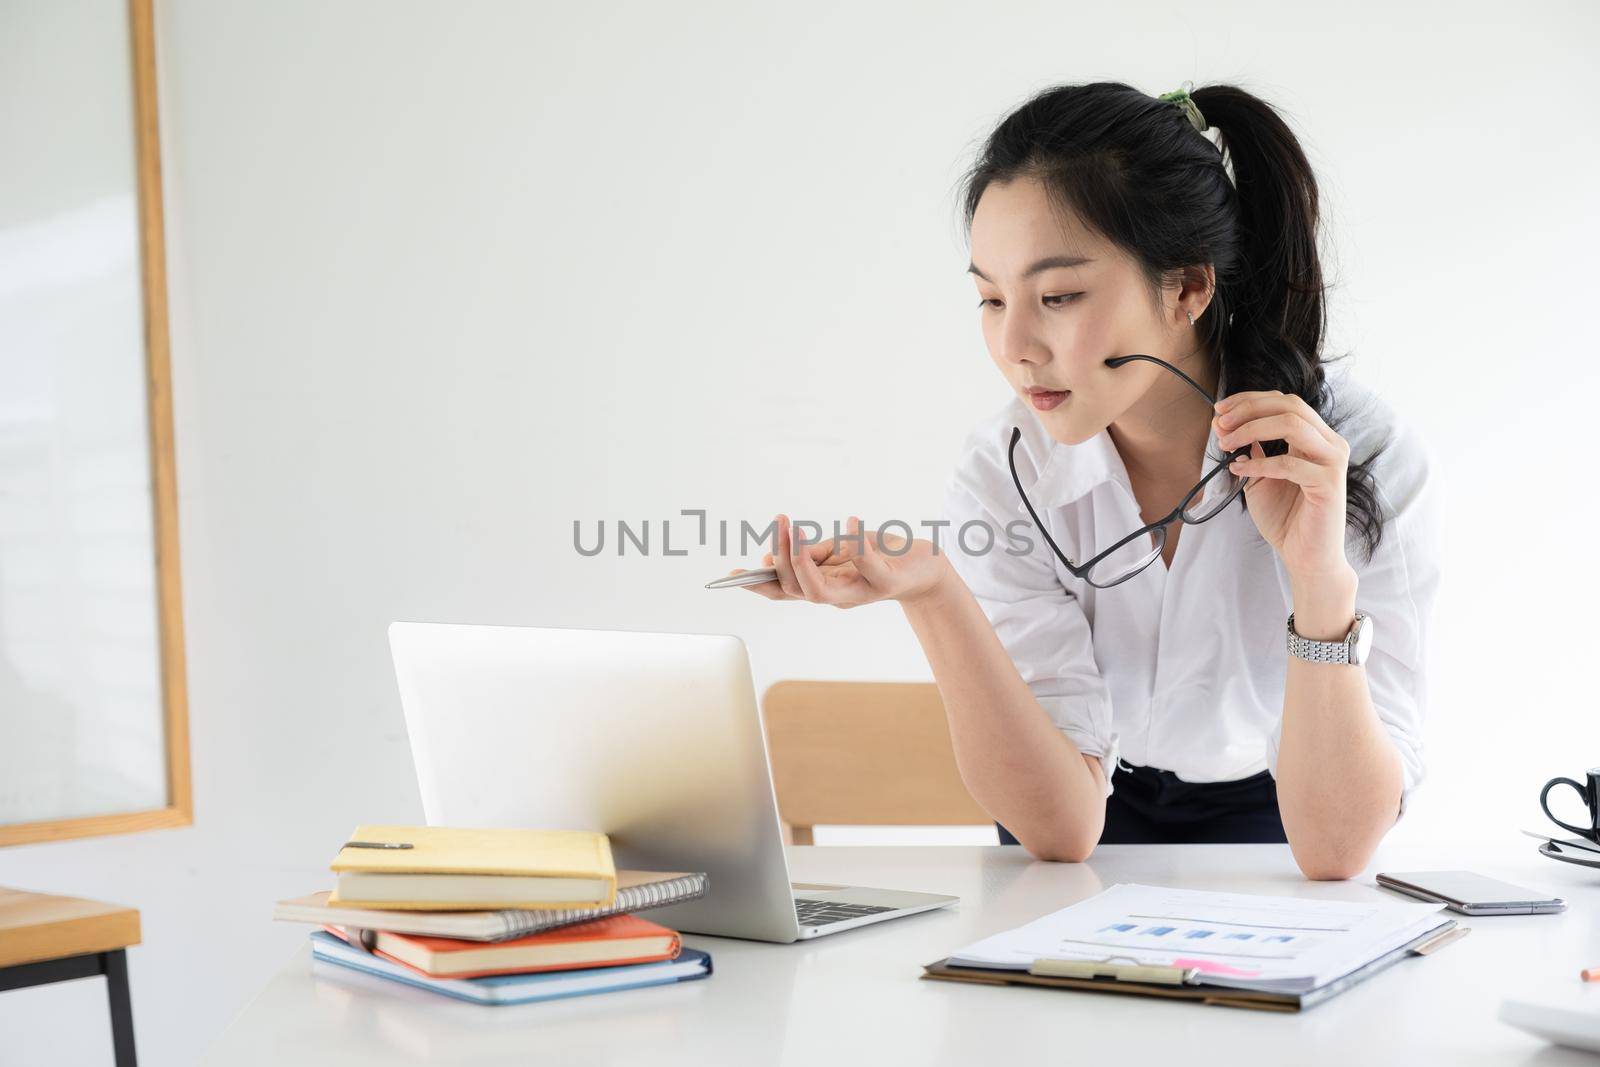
[949,883,1451,994]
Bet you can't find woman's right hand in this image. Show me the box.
[724,514,952,608]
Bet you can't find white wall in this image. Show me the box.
[2,1,1596,1063]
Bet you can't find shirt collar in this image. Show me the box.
[1023,419,1232,511]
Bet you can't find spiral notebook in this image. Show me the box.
[276,870,708,941]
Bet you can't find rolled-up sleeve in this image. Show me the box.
[1264,418,1440,824]
[939,430,1120,798]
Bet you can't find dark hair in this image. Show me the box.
[956,81,1390,565]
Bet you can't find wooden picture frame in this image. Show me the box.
[0,0,191,847]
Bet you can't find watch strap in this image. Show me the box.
[1287,611,1363,665]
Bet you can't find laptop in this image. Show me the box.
[388,621,958,942]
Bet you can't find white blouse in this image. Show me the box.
[939,369,1439,821]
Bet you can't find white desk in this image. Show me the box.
[206,843,1600,1066]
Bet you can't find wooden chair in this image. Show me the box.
[0,888,140,1065]
[761,680,992,844]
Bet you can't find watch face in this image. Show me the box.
[1353,613,1375,664]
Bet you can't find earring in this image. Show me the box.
[1186,311,1195,326]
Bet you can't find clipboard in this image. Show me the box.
[920,918,1467,1012]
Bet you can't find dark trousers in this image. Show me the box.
[997,761,1288,846]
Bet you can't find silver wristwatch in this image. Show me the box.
[1287,610,1373,666]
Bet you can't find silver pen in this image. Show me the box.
[705,566,780,589]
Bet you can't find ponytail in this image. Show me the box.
[1190,85,1390,563]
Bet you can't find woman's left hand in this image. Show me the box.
[1213,389,1352,582]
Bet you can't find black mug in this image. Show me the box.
[1541,767,1600,842]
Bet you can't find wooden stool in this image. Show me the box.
[0,887,140,1066]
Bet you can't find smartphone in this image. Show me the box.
[1375,870,1566,914]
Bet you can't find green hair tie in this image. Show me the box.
[1158,80,1208,132]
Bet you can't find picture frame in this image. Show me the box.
[0,0,191,847]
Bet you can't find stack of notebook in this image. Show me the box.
[274,824,712,1005]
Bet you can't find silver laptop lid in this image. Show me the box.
[388,621,801,941]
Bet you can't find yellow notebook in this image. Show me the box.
[327,825,617,911]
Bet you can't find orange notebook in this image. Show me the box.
[321,912,681,980]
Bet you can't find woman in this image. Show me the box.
[729,81,1439,880]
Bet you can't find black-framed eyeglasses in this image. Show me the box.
[1008,353,1250,590]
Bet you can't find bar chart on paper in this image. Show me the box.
[1082,889,1355,975]
[948,883,1452,993]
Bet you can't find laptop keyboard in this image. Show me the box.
[794,898,896,927]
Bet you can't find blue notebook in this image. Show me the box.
[308,930,712,1005]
